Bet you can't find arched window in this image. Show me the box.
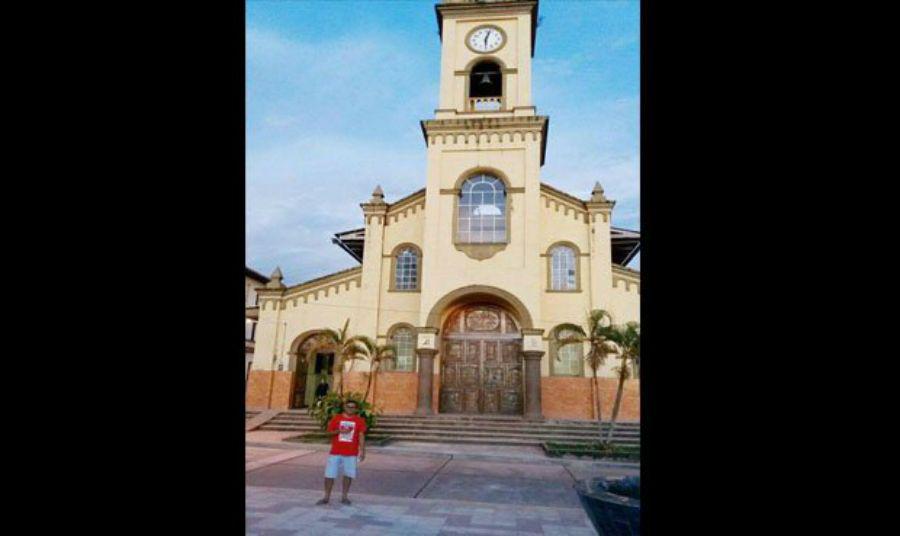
[385,326,416,372]
[457,174,506,244]
[552,328,584,376]
[392,246,420,291]
[469,61,503,111]
[549,245,578,291]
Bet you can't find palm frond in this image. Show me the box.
[552,323,587,340]
[374,344,396,363]
[320,329,342,345]
[587,309,613,335]
[349,335,377,356]
[555,336,585,356]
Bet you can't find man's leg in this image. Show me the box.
[340,455,357,504]
[319,478,334,504]
[318,455,339,504]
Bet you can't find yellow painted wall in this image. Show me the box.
[249,1,640,415]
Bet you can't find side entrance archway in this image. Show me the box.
[290,332,336,409]
[439,304,523,415]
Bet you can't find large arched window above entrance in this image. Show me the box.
[457,174,507,244]
[390,244,421,292]
[550,326,584,377]
[385,324,416,372]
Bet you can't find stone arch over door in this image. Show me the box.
[287,330,336,409]
[424,285,534,330]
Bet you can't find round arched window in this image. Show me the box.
[387,327,415,372]
[394,247,419,290]
[550,245,577,290]
[457,174,506,244]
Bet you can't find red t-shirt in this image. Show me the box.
[327,414,368,456]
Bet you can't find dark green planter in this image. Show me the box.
[574,477,640,536]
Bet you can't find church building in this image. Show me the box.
[247,0,640,422]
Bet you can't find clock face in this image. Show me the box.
[468,26,504,53]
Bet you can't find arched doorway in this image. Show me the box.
[291,332,335,409]
[439,303,523,415]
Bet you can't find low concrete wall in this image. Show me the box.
[542,377,639,421]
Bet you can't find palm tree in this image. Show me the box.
[603,321,640,443]
[304,319,373,396]
[553,309,618,443]
[363,344,396,405]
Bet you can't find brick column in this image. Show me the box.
[415,349,438,415]
[522,350,545,421]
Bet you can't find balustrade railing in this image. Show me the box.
[468,96,503,111]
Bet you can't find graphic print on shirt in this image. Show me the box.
[337,420,356,443]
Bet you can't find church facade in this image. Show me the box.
[247,0,640,422]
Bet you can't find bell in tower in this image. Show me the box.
[469,61,502,111]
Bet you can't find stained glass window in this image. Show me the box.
[457,174,506,244]
[395,248,419,290]
[550,246,577,290]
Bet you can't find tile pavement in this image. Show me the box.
[245,444,638,535]
[246,487,597,535]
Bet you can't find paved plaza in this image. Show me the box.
[246,437,638,535]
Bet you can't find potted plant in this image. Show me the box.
[573,476,640,536]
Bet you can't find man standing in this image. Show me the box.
[317,400,366,505]
[314,377,329,405]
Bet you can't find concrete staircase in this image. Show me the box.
[254,410,640,447]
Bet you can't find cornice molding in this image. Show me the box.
[422,115,547,135]
[281,267,363,298]
[612,265,641,294]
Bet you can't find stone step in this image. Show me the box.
[269,412,639,426]
[274,410,638,426]
[261,422,638,438]
[377,434,639,447]
[265,416,640,433]
[288,431,637,447]
[261,420,640,438]
[262,425,639,445]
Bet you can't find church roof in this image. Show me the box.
[245,266,270,283]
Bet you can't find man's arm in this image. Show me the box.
[325,416,340,436]
[358,432,366,462]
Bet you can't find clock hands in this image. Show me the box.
[484,31,489,48]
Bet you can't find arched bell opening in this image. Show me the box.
[468,61,503,111]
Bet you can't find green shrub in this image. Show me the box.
[309,391,379,431]
[543,441,640,460]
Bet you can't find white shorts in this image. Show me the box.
[324,455,358,479]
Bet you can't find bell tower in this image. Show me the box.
[434,0,540,118]
[418,0,548,329]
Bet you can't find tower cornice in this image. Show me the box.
[435,1,540,57]
[421,115,549,164]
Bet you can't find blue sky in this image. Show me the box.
[247,0,640,283]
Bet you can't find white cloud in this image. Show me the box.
[246,20,640,282]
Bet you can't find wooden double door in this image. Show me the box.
[439,305,523,415]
